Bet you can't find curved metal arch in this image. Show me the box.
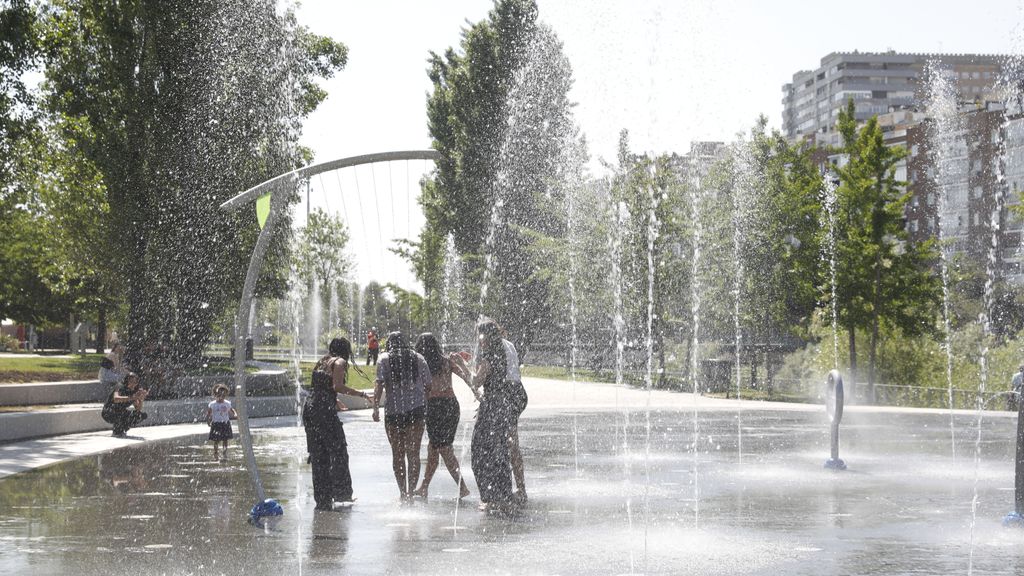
[222,150,440,503]
[220,149,441,212]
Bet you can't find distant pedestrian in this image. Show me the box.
[206,384,237,461]
[99,341,127,386]
[366,330,380,366]
[101,372,148,437]
[1011,364,1024,411]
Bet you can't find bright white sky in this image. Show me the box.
[293,0,1023,291]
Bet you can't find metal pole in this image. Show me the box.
[1005,394,1024,526]
[232,176,293,503]
[1011,393,1019,510]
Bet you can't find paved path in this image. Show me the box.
[0,375,1010,481]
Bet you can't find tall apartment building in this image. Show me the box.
[901,104,1024,281]
[782,51,1006,147]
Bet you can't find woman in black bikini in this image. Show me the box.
[411,333,478,499]
[303,337,369,511]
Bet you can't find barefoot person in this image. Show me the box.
[206,384,237,461]
[469,319,517,512]
[499,331,528,503]
[412,333,478,499]
[304,337,369,511]
[372,331,429,500]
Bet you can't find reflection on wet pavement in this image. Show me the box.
[1,408,1022,575]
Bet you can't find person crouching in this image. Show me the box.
[101,372,148,437]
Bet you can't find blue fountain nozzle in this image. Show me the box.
[824,458,847,471]
[1003,511,1024,527]
[249,498,284,526]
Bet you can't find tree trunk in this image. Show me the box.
[848,327,857,400]
[682,326,693,392]
[96,305,107,353]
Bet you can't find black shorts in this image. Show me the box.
[385,405,425,429]
[512,381,528,416]
[209,421,233,441]
[426,397,460,448]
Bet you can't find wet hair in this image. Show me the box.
[328,337,351,361]
[124,372,139,387]
[476,318,503,352]
[213,383,229,397]
[415,333,445,376]
[385,331,419,385]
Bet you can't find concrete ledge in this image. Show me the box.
[0,380,109,406]
[0,369,296,406]
[0,396,300,444]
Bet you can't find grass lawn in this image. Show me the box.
[287,361,376,391]
[0,354,104,384]
[521,365,617,384]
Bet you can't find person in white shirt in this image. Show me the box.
[502,336,528,503]
[1011,365,1024,411]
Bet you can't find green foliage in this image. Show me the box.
[35,0,346,370]
[413,0,580,355]
[740,119,824,344]
[294,207,352,290]
[833,100,942,393]
[0,333,19,353]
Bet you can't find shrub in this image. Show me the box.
[0,334,20,353]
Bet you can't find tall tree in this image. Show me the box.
[415,0,581,355]
[0,1,72,326]
[40,0,346,368]
[294,207,352,295]
[834,100,941,400]
[737,119,824,384]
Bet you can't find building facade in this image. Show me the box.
[783,51,1005,148]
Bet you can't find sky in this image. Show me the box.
[292,0,1024,291]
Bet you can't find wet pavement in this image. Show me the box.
[1,383,1023,575]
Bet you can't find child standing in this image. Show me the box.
[207,384,237,461]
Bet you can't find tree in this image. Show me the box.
[834,100,941,400]
[415,0,581,356]
[736,119,824,385]
[294,207,352,295]
[40,0,347,368]
[0,1,72,327]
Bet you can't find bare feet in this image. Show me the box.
[459,484,471,499]
[412,486,428,499]
[512,490,527,504]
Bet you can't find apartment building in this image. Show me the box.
[783,51,1005,148]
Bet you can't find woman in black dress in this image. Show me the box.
[411,333,477,499]
[303,337,370,511]
[469,319,516,512]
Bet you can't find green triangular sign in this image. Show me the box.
[256,193,271,229]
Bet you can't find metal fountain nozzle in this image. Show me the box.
[824,369,847,471]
